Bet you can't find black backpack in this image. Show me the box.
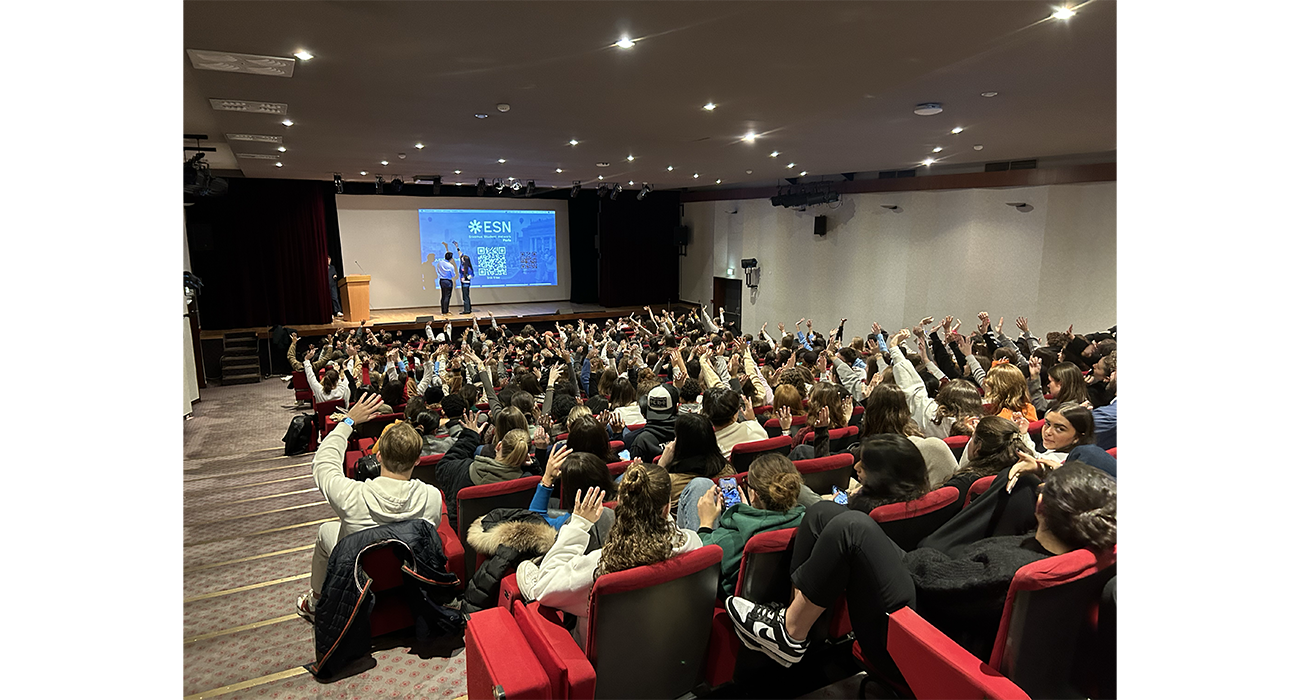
[283,413,315,455]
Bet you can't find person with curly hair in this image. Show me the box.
[515,461,703,649]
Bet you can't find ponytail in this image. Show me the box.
[498,429,530,467]
[597,463,683,576]
[747,454,804,512]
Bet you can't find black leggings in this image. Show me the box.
[790,500,915,681]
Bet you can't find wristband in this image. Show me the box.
[343,417,354,427]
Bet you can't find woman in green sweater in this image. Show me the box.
[692,454,807,595]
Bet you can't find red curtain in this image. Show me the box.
[187,179,334,330]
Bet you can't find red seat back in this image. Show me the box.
[762,414,806,438]
[457,477,544,572]
[990,547,1117,698]
[360,543,414,637]
[887,606,1030,700]
[607,460,631,477]
[792,453,855,495]
[608,440,625,455]
[869,486,961,551]
[411,453,445,487]
[800,425,860,452]
[465,607,551,700]
[512,600,598,699]
[1106,447,1116,458]
[586,546,723,699]
[1027,419,1046,440]
[942,435,970,462]
[731,435,793,472]
[964,474,997,508]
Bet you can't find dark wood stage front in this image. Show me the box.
[198,301,691,341]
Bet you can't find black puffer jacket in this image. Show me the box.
[461,508,557,613]
[307,520,462,679]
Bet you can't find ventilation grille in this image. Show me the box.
[210,99,289,115]
[984,159,1038,172]
[226,133,283,144]
[878,169,917,179]
[187,49,296,77]
[235,153,280,160]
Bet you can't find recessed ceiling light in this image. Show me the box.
[667,166,674,171]
[380,160,388,166]
[415,143,424,149]
[275,162,283,167]
[281,119,294,126]
[914,103,944,116]
[498,158,506,163]
[951,126,964,134]
[626,155,635,161]
[703,102,717,111]
[454,170,461,174]
[615,37,635,49]
[973,144,984,151]
[746,169,753,174]
[556,168,563,173]
[742,132,756,142]
[596,162,610,168]
[294,50,313,61]
[933,147,943,153]
[981,91,998,98]
[475,113,489,119]
[598,175,604,180]
[693,173,699,179]
[496,103,510,113]
[629,180,635,185]
[508,177,515,181]
[769,151,779,158]
[1052,6,1076,20]
[569,139,579,146]
[787,163,795,169]
[923,158,935,166]
[277,146,286,152]
[800,171,807,176]
[715,179,722,184]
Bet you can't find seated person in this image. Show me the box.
[848,433,932,514]
[703,385,769,459]
[434,417,531,531]
[515,463,703,649]
[688,454,806,594]
[726,462,1115,677]
[529,446,617,551]
[297,394,443,621]
[660,412,734,515]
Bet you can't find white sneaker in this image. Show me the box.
[296,592,316,622]
[726,595,808,667]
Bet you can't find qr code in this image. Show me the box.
[520,251,538,271]
[477,246,507,275]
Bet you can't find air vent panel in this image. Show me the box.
[210,99,289,115]
[187,49,296,77]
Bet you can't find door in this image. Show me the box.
[712,277,742,332]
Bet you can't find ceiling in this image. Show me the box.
[183,1,1116,192]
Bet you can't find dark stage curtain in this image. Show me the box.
[186,179,336,330]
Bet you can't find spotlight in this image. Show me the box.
[391,177,403,193]
[597,184,609,198]
[511,180,523,192]
[740,258,758,269]
[637,183,652,200]
[570,180,581,198]
[525,180,535,196]
[334,173,343,193]
[375,175,384,193]
[476,178,487,196]
[611,183,622,200]
[494,178,505,192]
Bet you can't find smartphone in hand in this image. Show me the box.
[831,485,849,505]
[719,477,742,508]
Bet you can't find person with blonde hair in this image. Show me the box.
[433,415,531,531]
[983,363,1038,422]
[297,393,443,622]
[516,462,703,648]
[692,454,807,594]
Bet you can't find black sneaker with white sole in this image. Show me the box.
[726,595,809,666]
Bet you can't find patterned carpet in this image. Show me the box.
[183,379,467,700]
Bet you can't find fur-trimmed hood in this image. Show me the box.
[466,515,557,557]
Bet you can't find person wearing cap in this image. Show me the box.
[630,384,679,460]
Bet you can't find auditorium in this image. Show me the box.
[6,0,1279,698]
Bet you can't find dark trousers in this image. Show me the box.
[439,279,453,314]
[790,501,915,683]
[329,281,342,315]
[460,283,472,313]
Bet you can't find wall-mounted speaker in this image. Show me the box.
[813,215,827,236]
[674,225,690,245]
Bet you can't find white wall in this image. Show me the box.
[681,181,1116,337]
[183,211,200,415]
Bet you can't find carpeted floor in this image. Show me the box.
[183,379,467,700]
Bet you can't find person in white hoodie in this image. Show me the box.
[296,393,445,621]
[516,462,703,648]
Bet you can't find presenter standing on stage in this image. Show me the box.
[453,240,474,314]
[326,256,343,318]
[436,244,457,315]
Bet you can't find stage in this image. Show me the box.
[198,300,690,341]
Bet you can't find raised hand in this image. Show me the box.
[543,445,572,487]
[889,328,911,348]
[810,405,831,429]
[951,318,962,334]
[871,322,883,335]
[956,334,973,356]
[805,318,813,330]
[778,322,786,334]
[346,393,386,425]
[978,312,991,333]
[996,316,1005,335]
[1010,411,1029,434]
[573,486,607,522]
[1016,316,1030,335]
[290,332,299,342]
[777,406,793,432]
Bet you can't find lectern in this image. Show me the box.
[339,275,370,322]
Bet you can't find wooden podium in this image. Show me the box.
[339,275,370,322]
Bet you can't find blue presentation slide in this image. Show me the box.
[418,209,558,288]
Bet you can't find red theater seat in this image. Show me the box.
[465,607,551,700]
[731,435,793,472]
[942,435,970,462]
[869,487,961,551]
[792,453,855,495]
[964,474,997,508]
[458,476,543,576]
